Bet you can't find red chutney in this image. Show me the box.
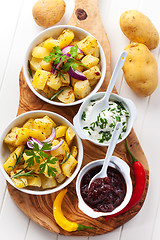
[80,165,126,213]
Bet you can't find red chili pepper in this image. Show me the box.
[105,138,146,222]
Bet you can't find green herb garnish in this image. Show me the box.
[43,45,89,76]
[28,60,33,77]
[81,111,86,121]
[8,147,25,170]
[98,131,112,143]
[50,88,65,100]
[14,147,25,169]
[116,115,121,122]
[39,156,57,177]
[25,141,52,167]
[83,126,89,130]
[60,152,71,165]
[11,168,37,179]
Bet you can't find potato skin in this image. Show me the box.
[32,0,66,27]
[123,43,158,97]
[120,10,159,50]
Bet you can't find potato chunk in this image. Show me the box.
[81,54,99,69]
[61,154,77,177]
[40,174,57,189]
[92,45,100,58]
[60,73,70,86]
[65,127,76,146]
[58,29,74,48]
[3,145,25,174]
[74,80,91,99]
[32,46,50,59]
[43,38,60,51]
[23,118,34,129]
[47,74,62,90]
[41,60,52,71]
[32,69,50,90]
[30,57,42,71]
[4,127,19,146]
[51,139,70,158]
[10,169,28,188]
[55,125,68,138]
[77,36,98,55]
[43,85,57,99]
[27,175,41,187]
[43,158,61,178]
[34,116,54,138]
[71,146,78,158]
[29,129,46,141]
[83,66,101,80]
[57,87,75,103]
[56,173,66,183]
[5,127,30,147]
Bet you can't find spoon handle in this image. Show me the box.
[104,51,127,103]
[101,123,122,175]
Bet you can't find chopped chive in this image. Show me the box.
[50,88,65,100]
[81,111,86,121]
[83,126,89,130]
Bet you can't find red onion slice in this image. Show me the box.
[30,138,43,148]
[62,45,83,55]
[26,137,64,152]
[68,67,87,80]
[46,139,64,152]
[27,140,34,149]
[42,128,55,143]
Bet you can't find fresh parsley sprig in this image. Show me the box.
[39,156,57,177]
[25,141,52,167]
[43,45,88,75]
[25,140,58,177]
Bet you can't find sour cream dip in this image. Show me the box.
[81,99,129,144]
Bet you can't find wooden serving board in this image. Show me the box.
[7,0,149,236]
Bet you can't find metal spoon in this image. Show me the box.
[88,122,122,189]
[90,51,127,122]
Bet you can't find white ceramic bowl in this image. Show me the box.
[0,110,83,195]
[76,156,132,218]
[73,92,137,146]
[23,25,106,106]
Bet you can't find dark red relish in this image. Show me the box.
[80,165,126,213]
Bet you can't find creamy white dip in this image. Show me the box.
[81,100,129,144]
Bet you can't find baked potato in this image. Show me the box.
[120,10,159,50]
[123,43,158,97]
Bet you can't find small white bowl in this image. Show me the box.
[73,92,137,146]
[23,25,106,107]
[0,110,83,195]
[76,156,132,218]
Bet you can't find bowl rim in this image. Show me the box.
[73,92,137,146]
[0,110,83,195]
[23,24,106,107]
[76,157,133,218]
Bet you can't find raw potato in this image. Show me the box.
[32,0,66,27]
[120,10,159,50]
[123,43,158,97]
